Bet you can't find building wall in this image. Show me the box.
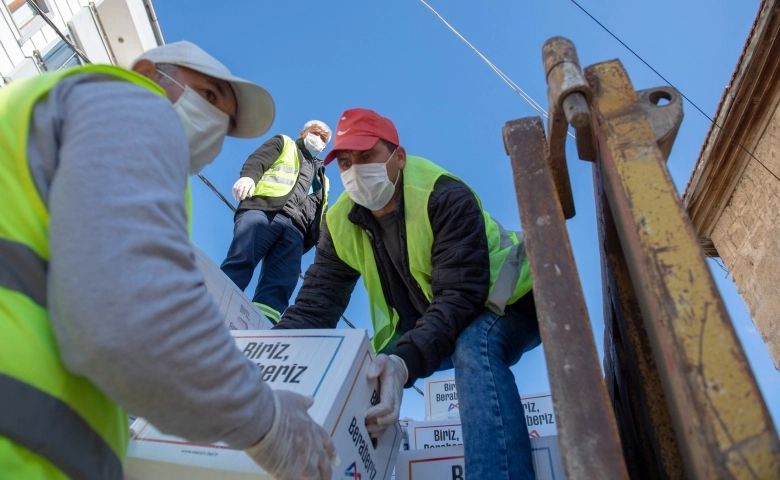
[711,102,780,370]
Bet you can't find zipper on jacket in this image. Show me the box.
[364,229,397,311]
[395,210,428,305]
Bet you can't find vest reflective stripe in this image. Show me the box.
[0,373,123,479]
[0,65,168,479]
[262,175,296,186]
[253,135,300,197]
[0,237,47,306]
[268,164,297,174]
[328,156,532,353]
[254,302,281,324]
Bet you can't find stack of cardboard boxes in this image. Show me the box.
[394,378,565,480]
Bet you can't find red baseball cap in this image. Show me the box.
[323,108,400,165]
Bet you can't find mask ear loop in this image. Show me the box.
[387,149,401,185]
[157,68,186,92]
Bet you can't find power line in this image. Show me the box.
[568,0,780,185]
[418,0,548,118]
[418,0,576,139]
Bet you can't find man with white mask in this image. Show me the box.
[221,120,331,324]
[0,41,336,480]
[275,108,541,480]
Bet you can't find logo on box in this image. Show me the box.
[448,403,458,412]
[345,461,362,479]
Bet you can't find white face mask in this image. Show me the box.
[340,149,400,210]
[159,70,230,174]
[303,133,327,156]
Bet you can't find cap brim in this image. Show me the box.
[323,135,381,165]
[226,78,275,138]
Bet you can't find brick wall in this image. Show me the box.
[711,103,780,371]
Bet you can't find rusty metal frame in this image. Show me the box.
[503,117,629,479]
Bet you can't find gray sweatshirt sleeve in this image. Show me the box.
[39,75,274,449]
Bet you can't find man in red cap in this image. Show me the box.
[275,108,541,479]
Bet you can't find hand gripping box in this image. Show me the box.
[193,244,273,331]
[126,329,402,480]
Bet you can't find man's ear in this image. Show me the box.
[396,145,407,169]
[299,129,307,139]
[131,59,158,80]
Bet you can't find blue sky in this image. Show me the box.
[154,0,778,428]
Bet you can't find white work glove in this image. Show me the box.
[232,176,255,202]
[245,390,339,480]
[365,354,408,439]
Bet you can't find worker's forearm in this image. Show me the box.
[43,77,273,448]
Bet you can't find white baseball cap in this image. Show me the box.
[133,41,275,139]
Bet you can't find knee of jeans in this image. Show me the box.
[451,323,491,372]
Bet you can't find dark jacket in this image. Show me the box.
[274,175,498,386]
[236,135,327,252]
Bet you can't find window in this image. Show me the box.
[4,0,52,39]
[42,37,80,71]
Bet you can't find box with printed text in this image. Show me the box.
[423,377,460,421]
[394,445,465,480]
[126,329,402,480]
[193,244,273,331]
[417,381,565,479]
[403,419,564,479]
[407,420,463,450]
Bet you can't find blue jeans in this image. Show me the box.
[220,210,303,323]
[446,295,541,479]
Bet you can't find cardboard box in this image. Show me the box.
[193,244,273,331]
[423,377,460,421]
[395,438,565,479]
[395,446,465,480]
[522,391,557,438]
[126,329,402,480]
[407,420,463,450]
[423,378,558,439]
[404,419,564,479]
[416,385,564,479]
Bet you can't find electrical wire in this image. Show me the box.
[418,0,548,118]
[568,0,780,185]
[418,1,576,139]
[25,0,91,65]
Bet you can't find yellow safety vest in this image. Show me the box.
[252,134,301,197]
[0,65,183,480]
[327,155,532,353]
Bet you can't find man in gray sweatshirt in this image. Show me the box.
[0,41,336,480]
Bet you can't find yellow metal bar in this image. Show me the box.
[586,59,780,478]
[595,165,687,479]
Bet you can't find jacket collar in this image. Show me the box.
[295,137,317,163]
